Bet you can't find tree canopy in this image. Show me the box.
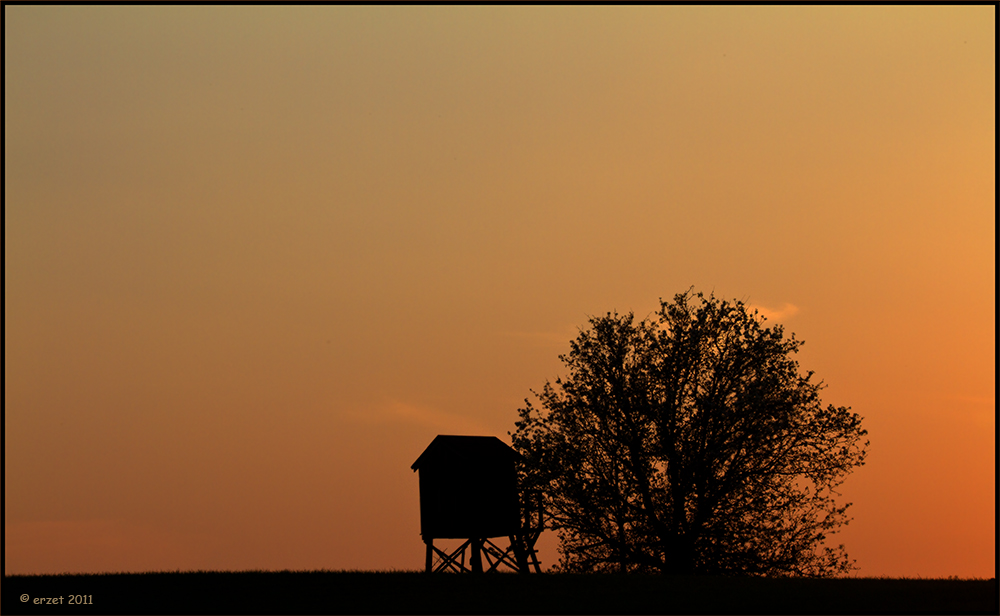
[511,290,868,576]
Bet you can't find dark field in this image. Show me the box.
[3,570,996,615]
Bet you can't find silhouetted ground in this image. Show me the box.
[3,570,996,615]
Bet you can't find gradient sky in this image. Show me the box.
[5,6,994,578]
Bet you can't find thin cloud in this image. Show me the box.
[749,302,800,322]
[499,325,579,348]
[351,400,490,435]
[951,394,995,406]
[949,395,996,429]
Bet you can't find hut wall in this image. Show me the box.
[418,458,520,539]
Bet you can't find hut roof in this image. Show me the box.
[411,435,523,471]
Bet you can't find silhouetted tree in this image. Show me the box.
[511,290,868,576]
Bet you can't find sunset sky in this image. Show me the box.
[5,6,994,578]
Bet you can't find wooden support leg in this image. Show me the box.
[527,532,543,573]
[425,538,433,573]
[510,535,529,573]
[470,538,484,573]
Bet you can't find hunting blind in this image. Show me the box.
[412,435,543,573]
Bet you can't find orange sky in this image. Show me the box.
[5,6,995,578]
